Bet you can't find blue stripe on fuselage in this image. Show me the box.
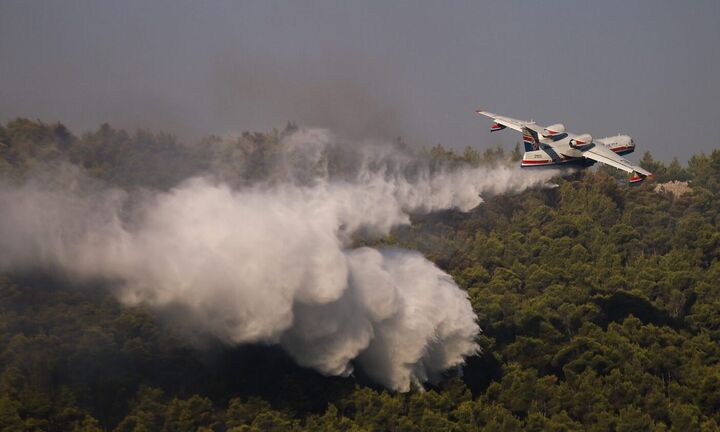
[520,158,596,168]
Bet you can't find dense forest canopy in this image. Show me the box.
[0,118,719,431]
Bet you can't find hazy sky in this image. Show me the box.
[1,1,718,161]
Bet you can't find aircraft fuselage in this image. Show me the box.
[520,134,635,168]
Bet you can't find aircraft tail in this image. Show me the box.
[522,127,540,152]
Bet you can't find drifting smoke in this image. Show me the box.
[0,129,564,391]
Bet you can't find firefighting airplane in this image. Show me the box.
[476,109,653,184]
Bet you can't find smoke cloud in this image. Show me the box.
[210,56,404,141]
[0,128,564,391]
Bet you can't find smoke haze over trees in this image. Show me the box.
[0,118,719,430]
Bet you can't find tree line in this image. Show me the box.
[0,118,719,431]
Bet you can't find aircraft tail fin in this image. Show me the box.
[522,127,540,152]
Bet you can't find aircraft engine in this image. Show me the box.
[569,133,593,148]
[542,123,566,137]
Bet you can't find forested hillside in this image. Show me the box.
[1,118,719,431]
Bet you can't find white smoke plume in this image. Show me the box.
[0,129,564,391]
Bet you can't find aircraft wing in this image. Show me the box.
[475,109,537,132]
[582,143,652,177]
